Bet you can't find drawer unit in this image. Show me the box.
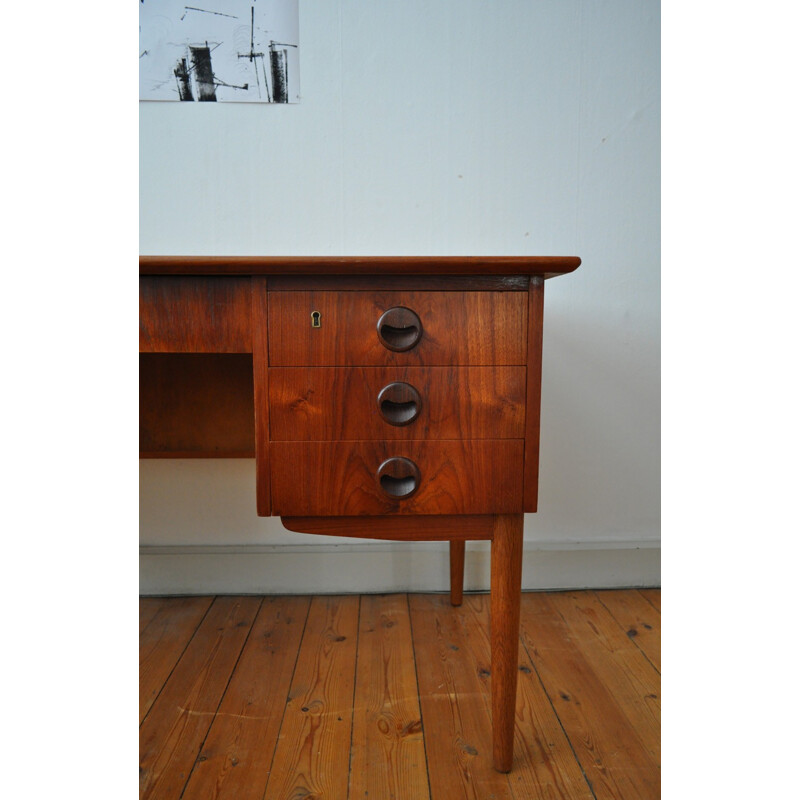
[269,440,524,516]
[268,366,527,441]
[266,289,528,517]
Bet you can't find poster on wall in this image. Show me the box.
[139,1,299,103]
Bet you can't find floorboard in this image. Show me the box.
[139,590,660,799]
[349,594,430,800]
[461,595,595,800]
[139,596,214,724]
[409,593,512,800]
[181,596,311,800]
[638,588,661,613]
[262,595,360,800]
[595,589,661,672]
[519,592,660,799]
[139,596,261,800]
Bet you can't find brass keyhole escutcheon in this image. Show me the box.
[311,311,321,328]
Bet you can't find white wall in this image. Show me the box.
[140,0,660,593]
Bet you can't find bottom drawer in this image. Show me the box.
[269,441,523,516]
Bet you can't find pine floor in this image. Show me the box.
[140,589,660,799]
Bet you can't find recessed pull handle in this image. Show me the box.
[377,307,423,352]
[377,457,420,499]
[377,382,421,426]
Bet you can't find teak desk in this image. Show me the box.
[139,255,580,772]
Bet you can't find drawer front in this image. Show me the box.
[268,291,527,366]
[140,276,253,353]
[268,366,526,440]
[269,441,524,515]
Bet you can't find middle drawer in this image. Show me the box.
[268,366,526,441]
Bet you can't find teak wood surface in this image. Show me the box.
[251,277,272,516]
[140,589,660,800]
[140,254,581,277]
[268,290,527,366]
[268,274,532,291]
[269,441,524,516]
[139,354,255,457]
[139,276,253,353]
[268,366,526,441]
[523,276,545,512]
[279,514,495,540]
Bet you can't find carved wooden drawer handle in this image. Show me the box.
[377,382,421,426]
[376,307,423,352]
[377,457,420,499]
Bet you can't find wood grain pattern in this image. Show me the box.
[638,588,661,612]
[269,366,526,441]
[137,254,587,792]
[523,276,544,512]
[449,541,465,606]
[408,593,513,799]
[270,440,524,516]
[180,596,312,800]
[461,595,596,799]
[268,275,530,291]
[139,354,255,457]
[268,291,527,366]
[139,596,261,800]
[263,596,359,800]
[546,592,660,739]
[252,277,271,516]
[139,597,164,635]
[139,276,252,352]
[596,589,661,672]
[140,590,658,798]
[490,514,524,772]
[280,514,494,540]
[519,592,660,799]
[140,254,581,277]
[139,596,213,724]
[349,594,430,800]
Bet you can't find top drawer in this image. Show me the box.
[140,276,253,353]
[268,291,528,366]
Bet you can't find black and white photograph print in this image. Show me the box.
[139,0,299,103]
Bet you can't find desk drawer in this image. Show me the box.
[269,440,523,516]
[268,366,526,441]
[140,276,252,353]
[268,291,527,366]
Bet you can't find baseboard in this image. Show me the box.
[139,540,660,595]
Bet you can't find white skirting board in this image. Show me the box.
[139,540,660,595]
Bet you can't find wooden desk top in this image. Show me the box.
[139,255,581,278]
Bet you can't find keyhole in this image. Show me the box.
[311,311,321,328]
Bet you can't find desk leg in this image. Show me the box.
[449,540,465,606]
[490,513,524,773]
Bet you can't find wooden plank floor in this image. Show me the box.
[140,590,660,799]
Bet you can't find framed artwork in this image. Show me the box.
[139,1,300,103]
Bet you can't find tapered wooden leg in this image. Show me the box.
[449,540,465,606]
[490,513,524,773]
